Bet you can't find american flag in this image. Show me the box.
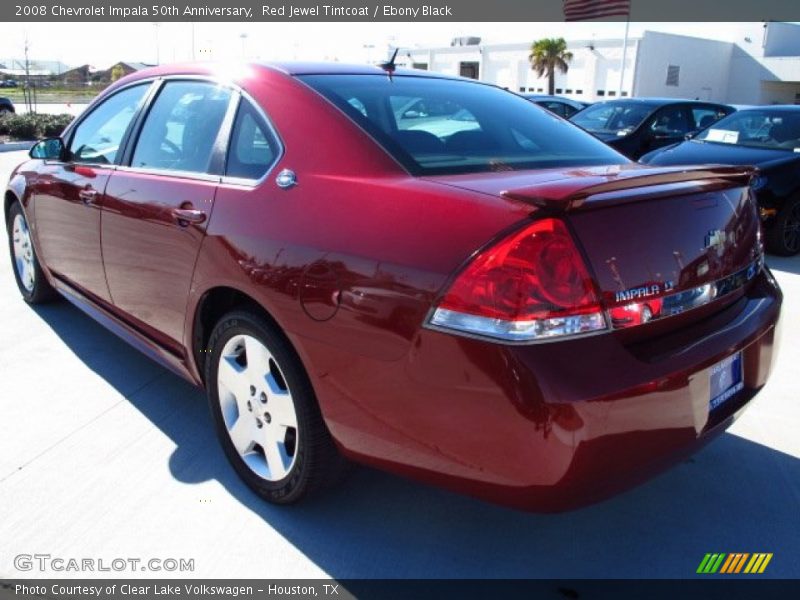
[563,0,631,21]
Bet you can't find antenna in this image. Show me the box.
[378,48,400,79]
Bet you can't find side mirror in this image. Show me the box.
[29,137,64,160]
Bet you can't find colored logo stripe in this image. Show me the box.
[697,553,726,573]
[720,553,749,573]
[698,553,772,574]
[744,553,773,573]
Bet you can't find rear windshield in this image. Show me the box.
[299,74,625,176]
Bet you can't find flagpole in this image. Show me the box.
[618,13,630,97]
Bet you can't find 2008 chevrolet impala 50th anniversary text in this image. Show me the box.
[5,62,782,511]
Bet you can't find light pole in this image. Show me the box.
[362,44,375,64]
[153,23,161,65]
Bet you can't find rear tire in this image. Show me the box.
[205,309,349,504]
[765,197,800,256]
[7,201,57,304]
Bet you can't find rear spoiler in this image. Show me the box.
[501,166,757,212]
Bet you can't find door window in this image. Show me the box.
[225,100,280,180]
[69,84,149,165]
[132,81,232,174]
[649,106,692,137]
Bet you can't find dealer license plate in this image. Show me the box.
[709,352,743,411]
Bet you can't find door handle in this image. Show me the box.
[172,207,207,226]
[78,187,98,204]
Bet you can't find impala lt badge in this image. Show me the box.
[615,281,675,303]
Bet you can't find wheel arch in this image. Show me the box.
[190,285,298,386]
[4,189,20,225]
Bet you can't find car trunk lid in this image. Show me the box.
[429,164,763,330]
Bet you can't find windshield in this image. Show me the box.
[570,102,654,136]
[300,75,625,176]
[695,110,800,152]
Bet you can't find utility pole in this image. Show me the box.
[23,34,34,113]
[618,18,630,97]
[153,23,161,65]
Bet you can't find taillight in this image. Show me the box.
[427,218,607,342]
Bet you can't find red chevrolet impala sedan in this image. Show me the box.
[5,62,782,511]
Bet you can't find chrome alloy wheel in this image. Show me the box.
[216,334,299,481]
[12,213,35,292]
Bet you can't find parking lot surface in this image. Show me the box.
[0,150,798,579]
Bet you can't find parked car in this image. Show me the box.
[0,97,15,114]
[522,94,586,119]
[641,106,800,256]
[1,80,18,88]
[5,63,781,511]
[570,98,734,159]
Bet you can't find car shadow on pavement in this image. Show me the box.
[31,300,800,579]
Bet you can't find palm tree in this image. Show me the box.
[528,38,573,96]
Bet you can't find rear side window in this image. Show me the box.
[691,106,727,131]
[225,100,280,180]
[132,81,232,174]
[300,74,624,176]
[69,84,148,165]
[539,101,579,119]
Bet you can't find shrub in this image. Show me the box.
[0,112,74,140]
[41,114,74,137]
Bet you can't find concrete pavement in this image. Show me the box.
[0,150,798,579]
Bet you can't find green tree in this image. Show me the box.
[528,38,573,96]
[110,64,125,82]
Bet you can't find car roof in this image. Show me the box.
[522,94,568,100]
[109,61,480,95]
[591,97,731,108]
[734,105,800,112]
[263,61,458,78]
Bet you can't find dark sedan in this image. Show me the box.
[0,97,15,114]
[522,94,586,119]
[571,98,733,159]
[641,106,800,256]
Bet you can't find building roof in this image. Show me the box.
[117,62,154,71]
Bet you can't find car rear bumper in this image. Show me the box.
[323,267,782,511]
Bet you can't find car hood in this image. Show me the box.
[642,139,799,169]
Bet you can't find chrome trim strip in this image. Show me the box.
[608,258,763,329]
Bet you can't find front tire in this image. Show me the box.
[6,201,57,303]
[205,309,348,504]
[765,197,800,256]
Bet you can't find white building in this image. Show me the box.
[398,22,800,105]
